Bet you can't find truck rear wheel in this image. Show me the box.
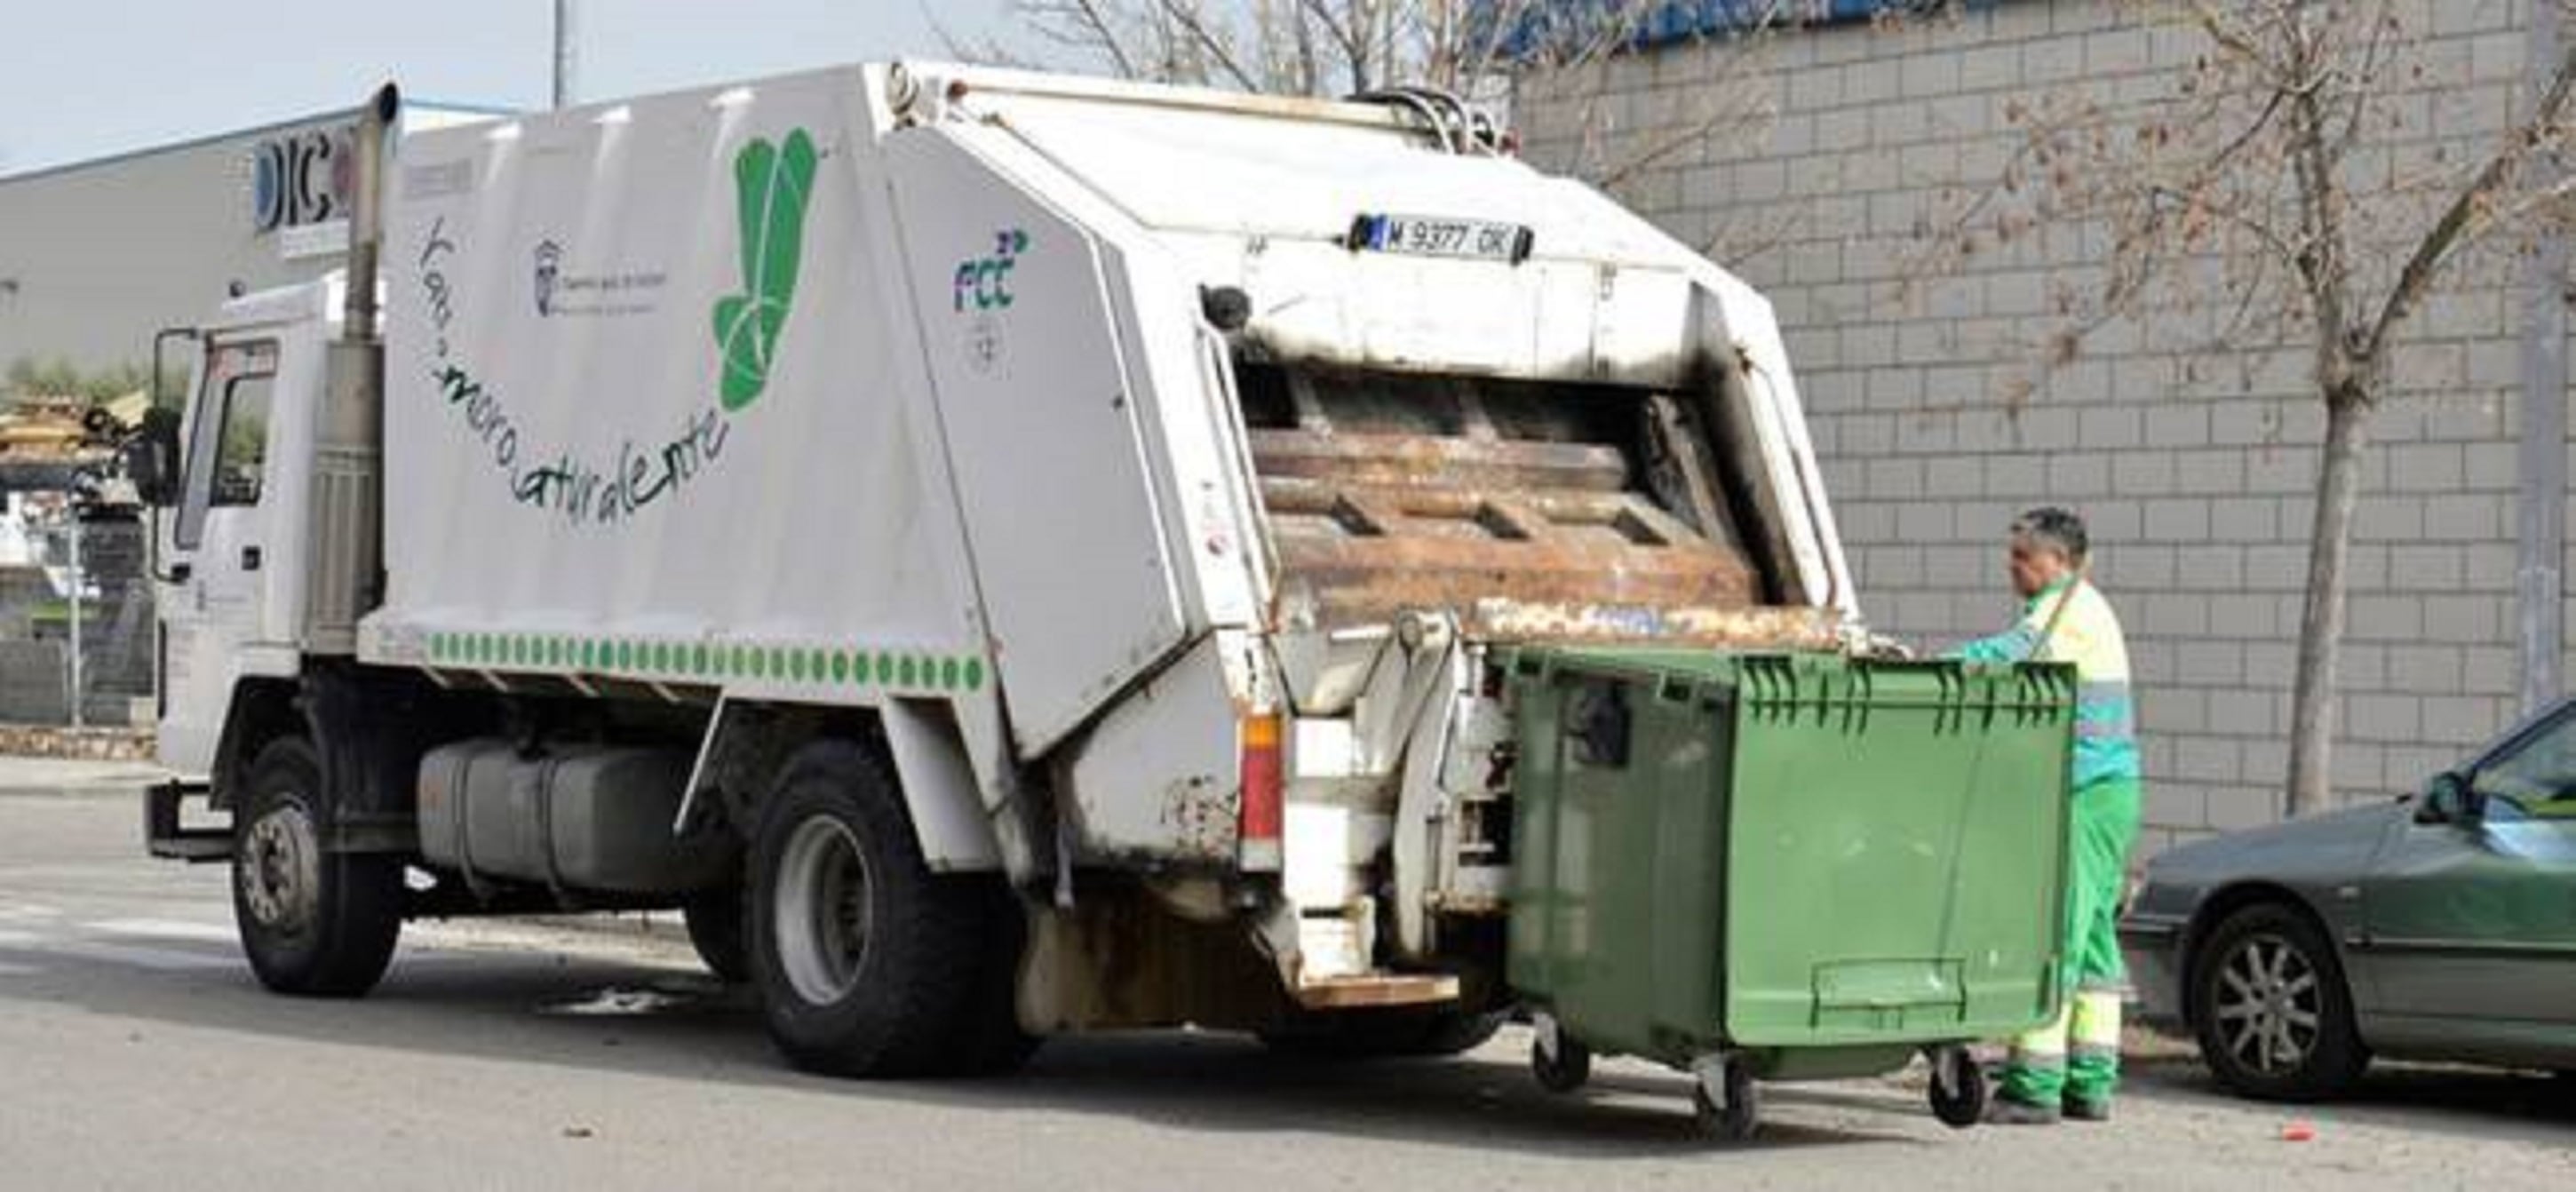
[682,886,750,983]
[946,880,1043,1076]
[1260,1007,1505,1060]
[749,739,1012,1077]
[231,736,403,997]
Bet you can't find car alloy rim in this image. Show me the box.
[240,800,320,933]
[2213,932,2322,1075]
[774,815,872,1005]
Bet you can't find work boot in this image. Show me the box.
[1985,1095,2061,1125]
[2062,1096,2112,1123]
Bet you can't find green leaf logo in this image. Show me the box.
[713,129,818,411]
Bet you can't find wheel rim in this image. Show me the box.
[2212,932,2324,1076]
[774,815,872,1005]
[239,799,319,934]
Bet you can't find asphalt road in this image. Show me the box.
[4,762,2572,1191]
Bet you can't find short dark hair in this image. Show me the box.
[2011,506,2089,562]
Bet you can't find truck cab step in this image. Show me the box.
[144,781,232,862]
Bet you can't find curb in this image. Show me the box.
[0,723,157,762]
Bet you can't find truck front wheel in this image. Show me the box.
[231,736,403,997]
[750,739,1004,1077]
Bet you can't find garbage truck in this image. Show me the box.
[131,63,2073,1137]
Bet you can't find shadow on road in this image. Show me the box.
[2112,1048,2576,1139]
[9,937,2571,1156]
[0,942,1939,1157]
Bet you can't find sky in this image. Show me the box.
[0,1,1019,175]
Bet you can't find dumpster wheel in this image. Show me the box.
[1926,1045,1986,1129]
[1530,1020,1592,1093]
[1690,1056,1760,1141]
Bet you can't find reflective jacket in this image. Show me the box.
[1953,577,2141,790]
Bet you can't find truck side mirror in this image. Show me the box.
[141,326,198,509]
[2418,771,2485,825]
[123,409,182,507]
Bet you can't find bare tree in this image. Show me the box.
[952,0,1586,99]
[1933,1,2576,816]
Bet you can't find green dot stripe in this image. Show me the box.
[419,630,986,695]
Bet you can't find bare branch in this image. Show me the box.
[2363,36,2576,361]
[1155,0,1261,91]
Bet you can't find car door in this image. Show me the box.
[156,334,282,774]
[2359,704,2576,1029]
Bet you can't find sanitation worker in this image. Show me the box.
[1949,507,2142,1124]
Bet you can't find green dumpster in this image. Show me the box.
[1505,648,2076,1138]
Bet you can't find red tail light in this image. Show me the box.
[1239,711,1283,870]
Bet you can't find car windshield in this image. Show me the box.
[2469,708,2576,821]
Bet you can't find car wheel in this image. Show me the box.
[2190,902,2368,1101]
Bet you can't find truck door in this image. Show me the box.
[158,335,282,774]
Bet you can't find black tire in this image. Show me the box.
[1260,1007,1507,1061]
[747,738,1014,1078]
[2190,902,2369,1101]
[1926,1045,1987,1129]
[1531,1031,1593,1093]
[943,879,1043,1077]
[682,885,750,983]
[1691,1061,1761,1142]
[230,736,403,997]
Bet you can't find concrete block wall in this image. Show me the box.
[1518,0,2561,857]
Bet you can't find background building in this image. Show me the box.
[1517,0,2566,856]
[1,100,498,374]
[0,99,497,728]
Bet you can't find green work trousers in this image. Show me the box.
[2000,775,2142,1109]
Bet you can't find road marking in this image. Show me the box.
[33,939,240,973]
[0,903,62,922]
[0,923,239,973]
[87,918,236,943]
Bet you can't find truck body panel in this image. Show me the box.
[369,71,995,718]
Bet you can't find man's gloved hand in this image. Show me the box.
[1837,624,1916,660]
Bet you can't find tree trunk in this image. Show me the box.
[2286,392,2374,817]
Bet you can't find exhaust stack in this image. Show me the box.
[305,83,401,654]
[342,83,400,345]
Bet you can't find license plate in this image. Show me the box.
[1347,213,1533,264]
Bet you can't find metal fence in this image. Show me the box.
[1,505,154,727]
